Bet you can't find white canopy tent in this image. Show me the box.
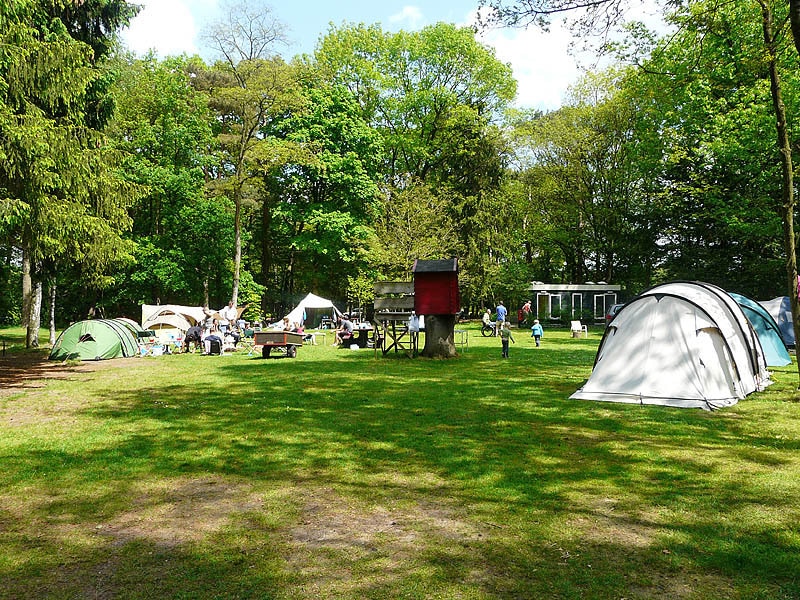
[270,293,343,329]
[571,281,771,410]
[141,304,208,342]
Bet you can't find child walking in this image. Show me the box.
[500,321,515,358]
[531,319,543,347]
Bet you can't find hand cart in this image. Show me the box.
[254,331,304,358]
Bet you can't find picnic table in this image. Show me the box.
[341,324,374,348]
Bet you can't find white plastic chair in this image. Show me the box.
[570,320,588,338]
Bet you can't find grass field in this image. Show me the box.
[1,323,799,599]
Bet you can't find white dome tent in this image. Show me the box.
[570,281,772,410]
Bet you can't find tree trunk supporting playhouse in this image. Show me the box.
[421,314,457,358]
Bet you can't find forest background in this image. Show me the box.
[2,0,798,346]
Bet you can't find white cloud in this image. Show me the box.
[121,0,200,57]
[389,6,425,29]
[479,23,581,111]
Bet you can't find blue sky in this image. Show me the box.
[121,1,638,110]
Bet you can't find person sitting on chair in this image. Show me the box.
[226,327,241,349]
[204,327,223,355]
[333,315,354,346]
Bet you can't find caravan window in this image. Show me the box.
[594,294,617,321]
[572,293,583,319]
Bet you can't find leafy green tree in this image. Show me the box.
[370,179,458,279]
[197,0,293,306]
[0,0,140,346]
[252,81,383,309]
[108,54,231,309]
[314,23,518,314]
[507,70,651,291]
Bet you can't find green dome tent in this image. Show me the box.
[49,319,139,361]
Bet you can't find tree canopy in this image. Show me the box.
[4,0,800,356]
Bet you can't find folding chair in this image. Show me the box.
[240,329,256,355]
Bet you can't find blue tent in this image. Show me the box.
[759,296,794,348]
[730,293,792,367]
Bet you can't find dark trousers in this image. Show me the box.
[502,339,510,357]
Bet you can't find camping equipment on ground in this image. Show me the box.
[254,330,303,358]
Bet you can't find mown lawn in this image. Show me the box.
[0,323,798,599]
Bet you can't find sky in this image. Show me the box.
[120,0,643,111]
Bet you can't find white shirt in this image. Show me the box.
[221,305,238,323]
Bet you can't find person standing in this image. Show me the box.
[531,319,544,347]
[500,321,515,358]
[221,300,238,334]
[496,301,507,334]
[521,300,532,326]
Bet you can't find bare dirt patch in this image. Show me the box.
[94,477,264,549]
[286,485,490,593]
[0,353,121,392]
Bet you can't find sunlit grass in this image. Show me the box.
[1,323,799,599]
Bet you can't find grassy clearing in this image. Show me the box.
[1,324,799,599]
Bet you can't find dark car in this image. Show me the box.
[605,303,625,327]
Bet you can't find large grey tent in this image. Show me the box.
[571,281,771,410]
[759,296,794,348]
[729,292,791,367]
[49,319,139,361]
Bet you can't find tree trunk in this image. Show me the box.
[761,1,800,387]
[791,0,800,56]
[49,282,57,346]
[21,247,31,328]
[26,280,42,348]
[421,314,458,358]
[261,190,274,316]
[232,191,242,306]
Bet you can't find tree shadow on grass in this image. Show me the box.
[1,342,799,598]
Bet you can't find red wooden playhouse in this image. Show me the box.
[412,258,460,316]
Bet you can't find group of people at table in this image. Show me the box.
[183,302,315,354]
[182,301,244,354]
[178,304,402,354]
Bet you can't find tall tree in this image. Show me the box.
[314,22,518,313]
[250,81,383,309]
[0,0,140,346]
[107,54,225,310]
[198,0,291,306]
